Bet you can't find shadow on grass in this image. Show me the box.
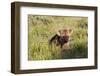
[61,44,88,59]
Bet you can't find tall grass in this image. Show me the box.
[28,15,88,60]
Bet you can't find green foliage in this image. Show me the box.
[28,15,88,60]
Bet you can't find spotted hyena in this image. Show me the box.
[49,28,73,50]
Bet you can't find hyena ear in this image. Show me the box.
[68,29,73,36]
[57,30,61,36]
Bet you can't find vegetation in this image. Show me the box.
[28,15,88,60]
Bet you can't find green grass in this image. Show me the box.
[28,15,88,60]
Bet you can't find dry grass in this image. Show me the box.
[28,15,88,60]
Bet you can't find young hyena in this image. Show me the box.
[49,28,73,50]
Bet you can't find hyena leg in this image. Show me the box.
[62,43,70,50]
[61,43,71,58]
